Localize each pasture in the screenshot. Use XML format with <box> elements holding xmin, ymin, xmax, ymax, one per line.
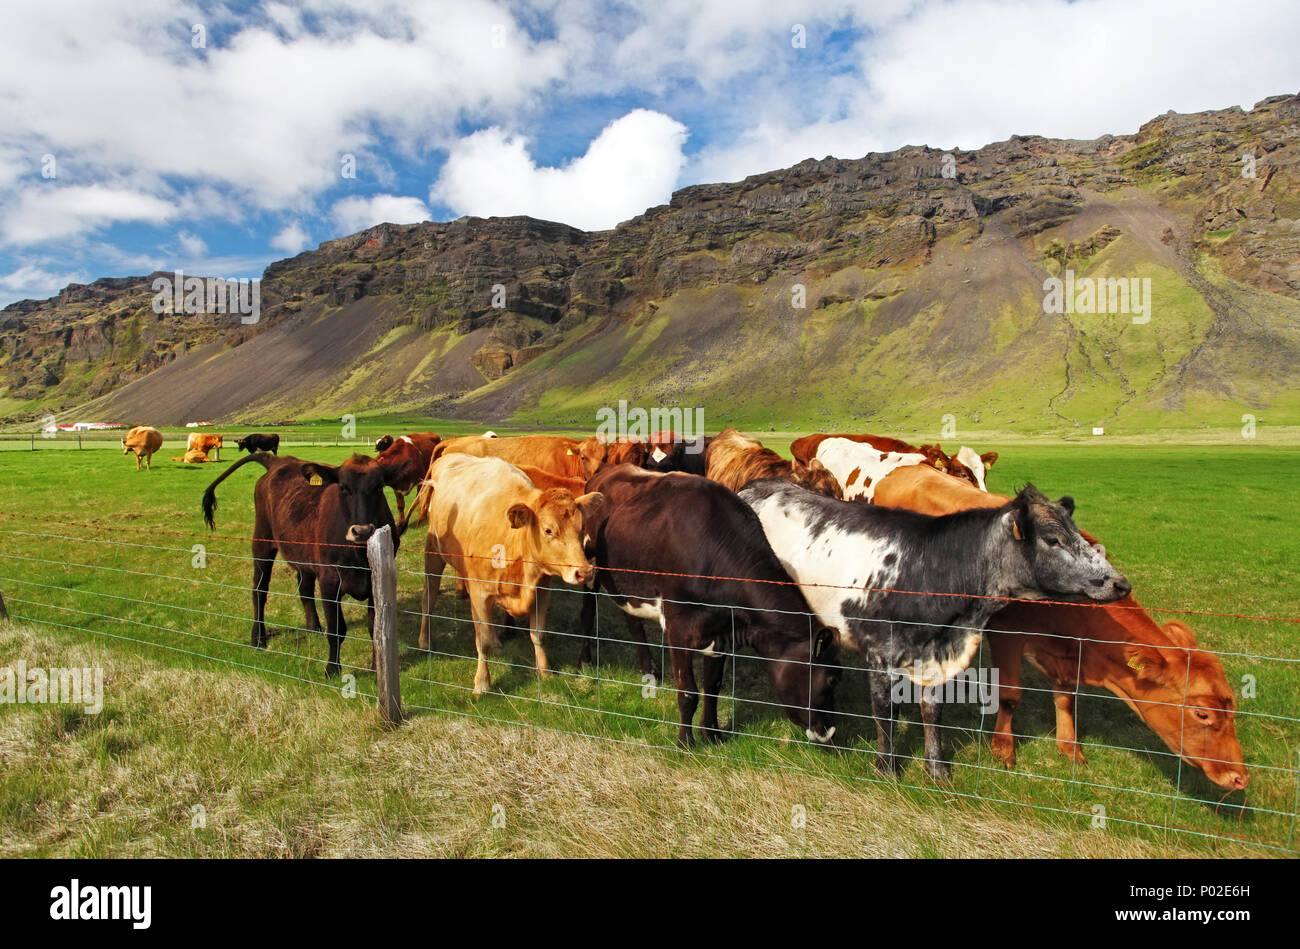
<box><xmin>0</xmin><ymin>428</ymin><xmax>1297</xmax><ymax>857</ymax></box>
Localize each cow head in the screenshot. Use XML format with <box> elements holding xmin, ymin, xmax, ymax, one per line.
<box><xmin>602</xmin><ymin>439</ymin><xmax>650</xmax><ymax>467</ymax></box>
<box><xmin>795</xmin><ymin>458</ymin><xmax>843</xmax><ymax>500</ymax></box>
<box><xmin>506</xmin><ymin>488</ymin><xmax>606</xmax><ymax>585</ymax></box>
<box><xmin>300</xmin><ymin>454</ymin><xmax>397</xmax><ymax>545</ymax></box>
<box><xmin>569</xmin><ymin>436</ymin><xmax>607</xmax><ymax>479</ymax></box>
<box><xmin>951</xmin><ymin>447</ymin><xmax>998</xmax><ymax>490</ymax></box>
<box><xmin>1004</xmin><ymin>485</ymin><xmax>1130</xmax><ymax>602</ymax></box>
<box><xmin>766</xmin><ymin>626</ymin><xmax>841</xmax><ymax>743</ymax></box>
<box><xmin>1119</xmin><ymin>620</ymin><xmax>1248</xmax><ymax>791</ymax></box>
<box><xmin>375</xmin><ymin>434</ymin><xmax>395</xmax><ymax>453</ymax></box>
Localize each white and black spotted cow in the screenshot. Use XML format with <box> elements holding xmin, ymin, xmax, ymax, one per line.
<box><xmin>739</xmin><ymin>480</ymin><xmax>1131</xmax><ymax>780</ymax></box>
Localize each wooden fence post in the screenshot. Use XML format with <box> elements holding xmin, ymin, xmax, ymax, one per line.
<box><xmin>366</xmin><ymin>524</ymin><xmax>402</xmax><ymax>725</ymax></box>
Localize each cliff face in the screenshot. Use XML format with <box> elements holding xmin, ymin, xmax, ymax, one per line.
<box><xmin>4</xmin><ymin>93</ymin><xmax>1298</xmax><ymax>431</ymax></box>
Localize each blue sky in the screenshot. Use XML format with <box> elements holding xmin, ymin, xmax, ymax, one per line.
<box><xmin>1</xmin><ymin>0</ymin><xmax>1297</xmax><ymax>306</ymax></box>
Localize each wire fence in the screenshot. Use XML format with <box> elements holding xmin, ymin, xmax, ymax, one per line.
<box><xmin>0</xmin><ymin>509</ymin><xmax>1296</xmax><ymax>854</ymax></box>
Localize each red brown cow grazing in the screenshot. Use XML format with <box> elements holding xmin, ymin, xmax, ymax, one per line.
<box><xmin>122</xmin><ymin>426</ymin><xmax>163</xmax><ymax>470</ymax></box>
<box><xmin>867</xmin><ymin>462</ymin><xmax>1248</xmax><ymax>791</ymax></box>
<box><xmin>201</xmin><ymin>452</ymin><xmax>400</xmax><ymax>679</ymax></box>
<box><xmin>434</xmin><ymin>433</ymin><xmax>609</xmax><ymax>480</ymax></box>
<box><xmin>409</xmin><ymin>454</ymin><xmax>605</xmax><ymax>695</ymax></box>
<box><xmin>704</xmin><ymin>428</ymin><xmax>842</xmax><ymax>498</ymax></box>
<box><xmin>373</xmin><ymin>432</ymin><xmax>440</xmax><ymax>522</ymax></box>
<box><xmin>187</xmin><ymin>432</ymin><xmax>223</xmax><ymax>461</ymax></box>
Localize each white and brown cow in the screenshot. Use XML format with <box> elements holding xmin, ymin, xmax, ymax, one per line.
<box><xmin>409</xmin><ymin>454</ymin><xmax>605</xmax><ymax>696</ymax></box>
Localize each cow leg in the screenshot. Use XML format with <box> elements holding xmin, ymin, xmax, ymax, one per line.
<box><xmin>868</xmin><ymin>665</ymin><xmax>899</xmax><ymax>776</ymax></box>
<box><xmin>664</xmin><ymin>608</ymin><xmax>713</xmax><ymax>748</ymax></box>
<box><xmin>526</xmin><ymin>583</ymin><xmax>553</xmax><ymax>679</ymax></box>
<box><xmin>577</xmin><ymin>587</ymin><xmax>595</xmax><ymax>670</ymax></box>
<box><xmin>919</xmin><ymin>687</ymin><xmax>951</xmax><ymax>782</ymax></box>
<box><xmin>321</xmin><ymin>580</ymin><xmax>346</xmax><ymax>679</ymax></box>
<box><xmin>418</xmin><ymin>542</ymin><xmax>446</xmax><ymax>651</ymax></box>
<box><xmin>296</xmin><ymin>570</ymin><xmax>322</xmax><ymax>633</ymax></box>
<box><xmin>468</xmin><ymin>593</ymin><xmax>499</xmax><ymax>697</ymax></box>
<box><xmin>628</xmin><ymin>615</ymin><xmax>658</xmax><ymax>678</ymax></box>
<box><xmin>251</xmin><ymin>544</ymin><xmax>275</xmax><ymax>650</ymax></box>
<box><xmin>393</xmin><ymin>490</ymin><xmax>407</xmax><ymax>523</ymax></box>
<box><xmin>698</xmin><ymin>648</ymin><xmax>728</xmax><ymax>744</ymax></box>
<box><xmin>1053</xmin><ymin>687</ymin><xmax>1086</xmax><ymax>765</ymax></box>
<box><xmin>988</xmin><ymin>631</ymin><xmax>1023</xmax><ymax>768</ymax></box>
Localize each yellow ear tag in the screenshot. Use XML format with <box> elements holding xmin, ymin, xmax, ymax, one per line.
<box><xmin>566</xmin><ymin>448</ymin><xmax>575</xmax><ymax>455</ymax></box>
<box><xmin>1012</xmin><ymin>521</ymin><xmax>1023</xmax><ymax>541</ymax></box>
<box><xmin>1127</xmin><ymin>655</ymin><xmax>1145</xmax><ymax>673</ymax></box>
<box><xmin>309</xmin><ymin>474</ymin><xmax>323</xmax><ymax>486</ymax></box>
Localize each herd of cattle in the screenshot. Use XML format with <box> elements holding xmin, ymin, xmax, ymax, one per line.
<box><xmin>137</xmin><ymin>423</ymin><xmax>1246</xmax><ymax>791</ymax></box>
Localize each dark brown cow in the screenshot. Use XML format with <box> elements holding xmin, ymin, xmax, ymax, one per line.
<box><xmin>374</xmin><ymin>432</ymin><xmax>441</xmax><ymax>522</ymax></box>
<box><xmin>201</xmin><ymin>452</ymin><xmax>401</xmax><ymax>678</ymax></box>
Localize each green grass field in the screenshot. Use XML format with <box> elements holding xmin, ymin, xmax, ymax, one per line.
<box><xmin>0</xmin><ymin>426</ymin><xmax>1297</xmax><ymax>857</ymax></box>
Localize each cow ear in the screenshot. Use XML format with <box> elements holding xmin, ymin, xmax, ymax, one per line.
<box><xmin>1057</xmin><ymin>495</ymin><xmax>1075</xmax><ymax>517</ymax></box>
<box><xmin>981</xmin><ymin>451</ymin><xmax>999</xmax><ymax>468</ymax></box>
<box><xmin>506</xmin><ymin>503</ymin><xmax>534</xmax><ymax>529</ymax></box>
<box><xmin>813</xmin><ymin>627</ymin><xmax>837</xmax><ymax>660</ymax></box>
<box><xmin>301</xmin><ymin>463</ymin><xmax>339</xmax><ymax>486</ymax></box>
<box><xmin>575</xmin><ymin>491</ymin><xmax>606</xmax><ymax>519</ymax></box>
<box><xmin>1123</xmin><ymin>643</ymin><xmax>1167</xmax><ymax>682</ymax></box>
<box><xmin>378</xmin><ymin>460</ymin><xmax>403</xmax><ymax>487</ymax></box>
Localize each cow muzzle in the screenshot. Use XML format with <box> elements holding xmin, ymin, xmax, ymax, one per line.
<box><xmin>346</xmin><ymin>524</ymin><xmax>376</xmax><ymax>543</ymax></box>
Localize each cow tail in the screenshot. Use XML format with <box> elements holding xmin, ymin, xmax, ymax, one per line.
<box><xmin>404</xmin><ymin>478</ymin><xmax>435</xmax><ymax>531</ymax></box>
<box><xmin>201</xmin><ymin>452</ymin><xmax>275</xmax><ymax>529</ymax></box>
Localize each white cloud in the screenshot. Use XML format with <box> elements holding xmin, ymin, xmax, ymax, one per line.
<box><xmin>432</xmin><ymin>109</ymin><xmax>688</xmax><ymax>230</ymax></box>
<box><xmin>330</xmin><ymin>194</ymin><xmax>430</xmax><ymax>234</ymax></box>
<box><xmin>177</xmin><ymin>231</ymin><xmax>207</xmax><ymax>257</ymax></box>
<box><xmin>0</xmin><ymin>262</ymin><xmax>87</xmax><ymax>302</ymax></box>
<box><xmin>270</xmin><ymin>222</ymin><xmax>312</xmax><ymax>255</ymax></box>
<box><xmin>0</xmin><ymin>185</ymin><xmax>177</xmax><ymax>245</ymax></box>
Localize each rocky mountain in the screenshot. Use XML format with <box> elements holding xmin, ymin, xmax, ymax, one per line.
<box><xmin>3</xmin><ymin>92</ymin><xmax>1298</xmax><ymax>434</ymax></box>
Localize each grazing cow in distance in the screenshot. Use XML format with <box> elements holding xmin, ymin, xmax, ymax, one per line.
<box><xmin>869</xmin><ymin>461</ymin><xmax>1248</xmax><ymax>791</ymax></box>
<box><xmin>236</xmin><ymin>433</ymin><xmax>280</xmax><ymax>455</ymax></box>
<box><xmin>434</xmin><ymin>433</ymin><xmax>609</xmax><ymax>481</ymax></box>
<box><xmin>373</xmin><ymin>432</ymin><xmax>440</xmax><ymax>522</ymax></box>
<box><xmin>121</xmin><ymin>426</ymin><xmax>163</xmax><ymax>470</ymax></box>
<box><xmin>409</xmin><ymin>454</ymin><xmax>605</xmax><ymax>696</ymax></box>
<box><xmin>581</xmin><ymin>465</ymin><xmax>840</xmax><ymax>747</ymax></box>
<box><xmin>201</xmin><ymin>452</ymin><xmax>400</xmax><ymax>678</ymax></box>
<box><xmin>704</xmin><ymin>428</ymin><xmax>842</xmax><ymax>498</ymax></box>
<box><xmin>172</xmin><ymin>449</ymin><xmax>218</xmax><ymax>463</ymax></box>
<box><xmin>741</xmin><ymin>480</ymin><xmax>1130</xmax><ymax>780</ymax></box>
<box><xmin>187</xmin><ymin>432</ymin><xmax>223</xmax><ymax>461</ymax></box>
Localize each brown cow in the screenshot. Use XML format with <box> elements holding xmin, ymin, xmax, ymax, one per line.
<box><xmin>704</xmin><ymin>428</ymin><xmax>842</xmax><ymax>497</ymax></box>
<box><xmin>201</xmin><ymin>452</ymin><xmax>401</xmax><ymax>678</ymax></box>
<box><xmin>434</xmin><ymin>433</ymin><xmax>609</xmax><ymax>481</ymax></box>
<box><xmin>865</xmin><ymin>462</ymin><xmax>1248</xmax><ymax>791</ymax></box>
<box><xmin>409</xmin><ymin>454</ymin><xmax>605</xmax><ymax>696</ymax></box>
<box><xmin>187</xmin><ymin>432</ymin><xmax>223</xmax><ymax>461</ymax></box>
<box><xmin>122</xmin><ymin>426</ymin><xmax>163</xmax><ymax>470</ymax></box>
<box><xmin>172</xmin><ymin>449</ymin><xmax>218</xmax><ymax>463</ymax></box>
<box><xmin>374</xmin><ymin>432</ymin><xmax>441</xmax><ymax>522</ymax></box>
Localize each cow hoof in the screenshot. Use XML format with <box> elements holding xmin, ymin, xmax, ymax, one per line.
<box><xmin>701</xmin><ymin>727</ymin><xmax>728</xmax><ymax>745</ymax></box>
<box><xmin>874</xmin><ymin>752</ymin><xmax>900</xmax><ymax>777</ymax></box>
<box><xmin>325</xmin><ymin>663</ymin><xmax>341</xmax><ymax>679</ymax></box>
<box><xmin>990</xmin><ymin>739</ymin><xmax>1015</xmax><ymax>768</ymax></box>
<box><xmin>925</xmin><ymin>760</ymin><xmax>953</xmax><ymax>783</ymax></box>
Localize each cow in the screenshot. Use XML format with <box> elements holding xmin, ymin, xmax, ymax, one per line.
<box><xmin>740</xmin><ymin>480</ymin><xmax>1130</xmax><ymax>780</ymax></box>
<box><xmin>172</xmin><ymin>449</ymin><xmax>218</xmax><ymax>463</ymax></box>
<box><xmin>643</xmin><ymin>434</ymin><xmax>711</xmax><ymax>475</ymax></box>
<box><xmin>121</xmin><ymin>426</ymin><xmax>163</xmax><ymax>470</ymax></box>
<box><xmin>868</xmin><ymin>462</ymin><xmax>1248</xmax><ymax>791</ymax></box>
<box><xmin>580</xmin><ymin>465</ymin><xmax>840</xmax><ymax>747</ymax></box>
<box><xmin>703</xmin><ymin>428</ymin><xmax>842</xmax><ymax>498</ymax></box>
<box><xmin>201</xmin><ymin>452</ymin><xmax>400</xmax><ymax>679</ymax></box>
<box><xmin>792</xmin><ymin>433</ymin><xmax>997</xmax><ymax>490</ymax></box>
<box><xmin>408</xmin><ymin>454</ymin><xmax>605</xmax><ymax>696</ymax></box>
<box><xmin>187</xmin><ymin>432</ymin><xmax>223</xmax><ymax>461</ymax></box>
<box><xmin>795</xmin><ymin>437</ymin><xmax>930</xmax><ymax>502</ymax></box>
<box><xmin>373</xmin><ymin>432</ymin><xmax>441</xmax><ymax>523</ymax></box>
<box><xmin>433</xmin><ymin>434</ymin><xmax>608</xmax><ymax>481</ymax></box>
<box><xmin>236</xmin><ymin>433</ymin><xmax>280</xmax><ymax>454</ymax></box>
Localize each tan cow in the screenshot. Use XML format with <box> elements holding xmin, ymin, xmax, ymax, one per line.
<box><xmin>409</xmin><ymin>454</ymin><xmax>605</xmax><ymax>696</ymax></box>
<box><xmin>433</xmin><ymin>434</ymin><xmax>609</xmax><ymax>480</ymax></box>
<box><xmin>187</xmin><ymin>433</ymin><xmax>223</xmax><ymax>461</ymax></box>
<box><xmin>172</xmin><ymin>449</ymin><xmax>218</xmax><ymax>463</ymax></box>
<box><xmin>122</xmin><ymin>426</ymin><xmax>164</xmax><ymax>470</ymax></box>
